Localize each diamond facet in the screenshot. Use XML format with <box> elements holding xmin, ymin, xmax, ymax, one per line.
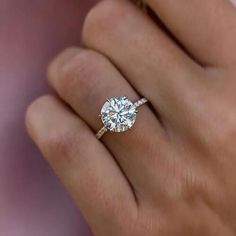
<box><xmin>100</xmin><ymin>96</ymin><xmax>137</xmax><ymax>132</ymax></box>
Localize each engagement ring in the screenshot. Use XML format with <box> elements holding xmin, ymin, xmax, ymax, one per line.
<box><xmin>96</xmin><ymin>96</ymin><xmax>148</xmax><ymax>139</ymax></box>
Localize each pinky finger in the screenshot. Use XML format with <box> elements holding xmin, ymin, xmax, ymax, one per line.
<box><xmin>25</xmin><ymin>95</ymin><xmax>137</xmax><ymax>235</ymax></box>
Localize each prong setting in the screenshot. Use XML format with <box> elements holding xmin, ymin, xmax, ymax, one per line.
<box><xmin>96</xmin><ymin>96</ymin><xmax>148</xmax><ymax>139</ymax></box>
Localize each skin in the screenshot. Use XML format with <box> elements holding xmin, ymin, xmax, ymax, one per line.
<box><xmin>26</xmin><ymin>0</ymin><xmax>236</xmax><ymax>235</ymax></box>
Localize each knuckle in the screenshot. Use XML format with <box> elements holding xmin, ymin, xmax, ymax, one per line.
<box><xmin>82</xmin><ymin>0</ymin><xmax>129</xmax><ymax>44</ymax></box>
<box><xmin>47</xmin><ymin>47</ymin><xmax>80</xmax><ymax>83</ymax></box>
<box><xmin>57</xmin><ymin>50</ymin><xmax>106</xmax><ymax>98</ymax></box>
<box><xmin>26</xmin><ymin>95</ymin><xmax>55</xmax><ymax>124</ymax></box>
<box><xmin>25</xmin><ymin>95</ymin><xmax>59</xmax><ymax>144</ymax></box>
<box><xmin>42</xmin><ymin>127</ymin><xmax>77</xmax><ymax>162</ymax></box>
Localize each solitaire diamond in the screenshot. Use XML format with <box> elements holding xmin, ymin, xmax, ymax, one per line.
<box><xmin>100</xmin><ymin>96</ymin><xmax>137</xmax><ymax>132</ymax></box>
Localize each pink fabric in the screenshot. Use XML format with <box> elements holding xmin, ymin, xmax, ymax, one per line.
<box><xmin>0</xmin><ymin>0</ymin><xmax>96</xmax><ymax>235</ymax></box>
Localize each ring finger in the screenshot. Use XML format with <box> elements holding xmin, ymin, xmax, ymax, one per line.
<box><xmin>48</xmin><ymin>47</ymin><xmax>171</xmax><ymax>199</ymax></box>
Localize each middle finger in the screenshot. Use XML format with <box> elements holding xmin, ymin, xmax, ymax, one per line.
<box><xmin>82</xmin><ymin>0</ymin><xmax>206</xmax><ymax>130</ymax></box>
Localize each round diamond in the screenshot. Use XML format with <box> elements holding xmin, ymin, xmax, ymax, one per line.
<box><xmin>100</xmin><ymin>96</ymin><xmax>137</xmax><ymax>132</ymax></box>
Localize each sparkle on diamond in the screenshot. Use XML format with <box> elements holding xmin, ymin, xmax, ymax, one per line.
<box><xmin>101</xmin><ymin>96</ymin><xmax>137</xmax><ymax>132</ymax></box>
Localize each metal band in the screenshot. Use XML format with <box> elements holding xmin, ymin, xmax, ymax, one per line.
<box><xmin>96</xmin><ymin>126</ymin><xmax>108</xmax><ymax>139</ymax></box>
<box><xmin>134</xmin><ymin>98</ymin><xmax>148</xmax><ymax>108</ymax></box>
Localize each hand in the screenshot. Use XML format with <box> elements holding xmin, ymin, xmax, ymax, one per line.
<box><xmin>26</xmin><ymin>0</ymin><xmax>236</xmax><ymax>235</ymax></box>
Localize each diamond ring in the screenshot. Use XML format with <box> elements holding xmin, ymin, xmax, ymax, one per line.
<box><xmin>96</xmin><ymin>96</ymin><xmax>148</xmax><ymax>139</ymax></box>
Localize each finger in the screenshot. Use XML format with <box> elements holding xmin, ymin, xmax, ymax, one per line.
<box><xmin>82</xmin><ymin>0</ymin><xmax>206</xmax><ymax>131</ymax></box>
<box><xmin>145</xmin><ymin>0</ymin><xmax>236</xmax><ymax>66</ymax></box>
<box><xmin>48</xmin><ymin>47</ymin><xmax>171</xmax><ymax>198</ymax></box>
<box><xmin>25</xmin><ymin>95</ymin><xmax>137</xmax><ymax>235</ymax></box>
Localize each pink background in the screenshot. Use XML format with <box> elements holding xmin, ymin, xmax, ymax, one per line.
<box><xmin>0</xmin><ymin>0</ymin><xmax>97</xmax><ymax>235</ymax></box>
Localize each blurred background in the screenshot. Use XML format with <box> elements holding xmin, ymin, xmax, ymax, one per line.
<box><xmin>0</xmin><ymin>0</ymin><xmax>97</xmax><ymax>235</ymax></box>
<box><xmin>1</xmin><ymin>1</ymin><xmax>236</xmax><ymax>236</ymax></box>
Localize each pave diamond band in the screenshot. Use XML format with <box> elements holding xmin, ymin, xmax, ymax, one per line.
<box><xmin>96</xmin><ymin>96</ymin><xmax>148</xmax><ymax>139</ymax></box>
<box><xmin>134</xmin><ymin>98</ymin><xmax>148</xmax><ymax>108</ymax></box>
